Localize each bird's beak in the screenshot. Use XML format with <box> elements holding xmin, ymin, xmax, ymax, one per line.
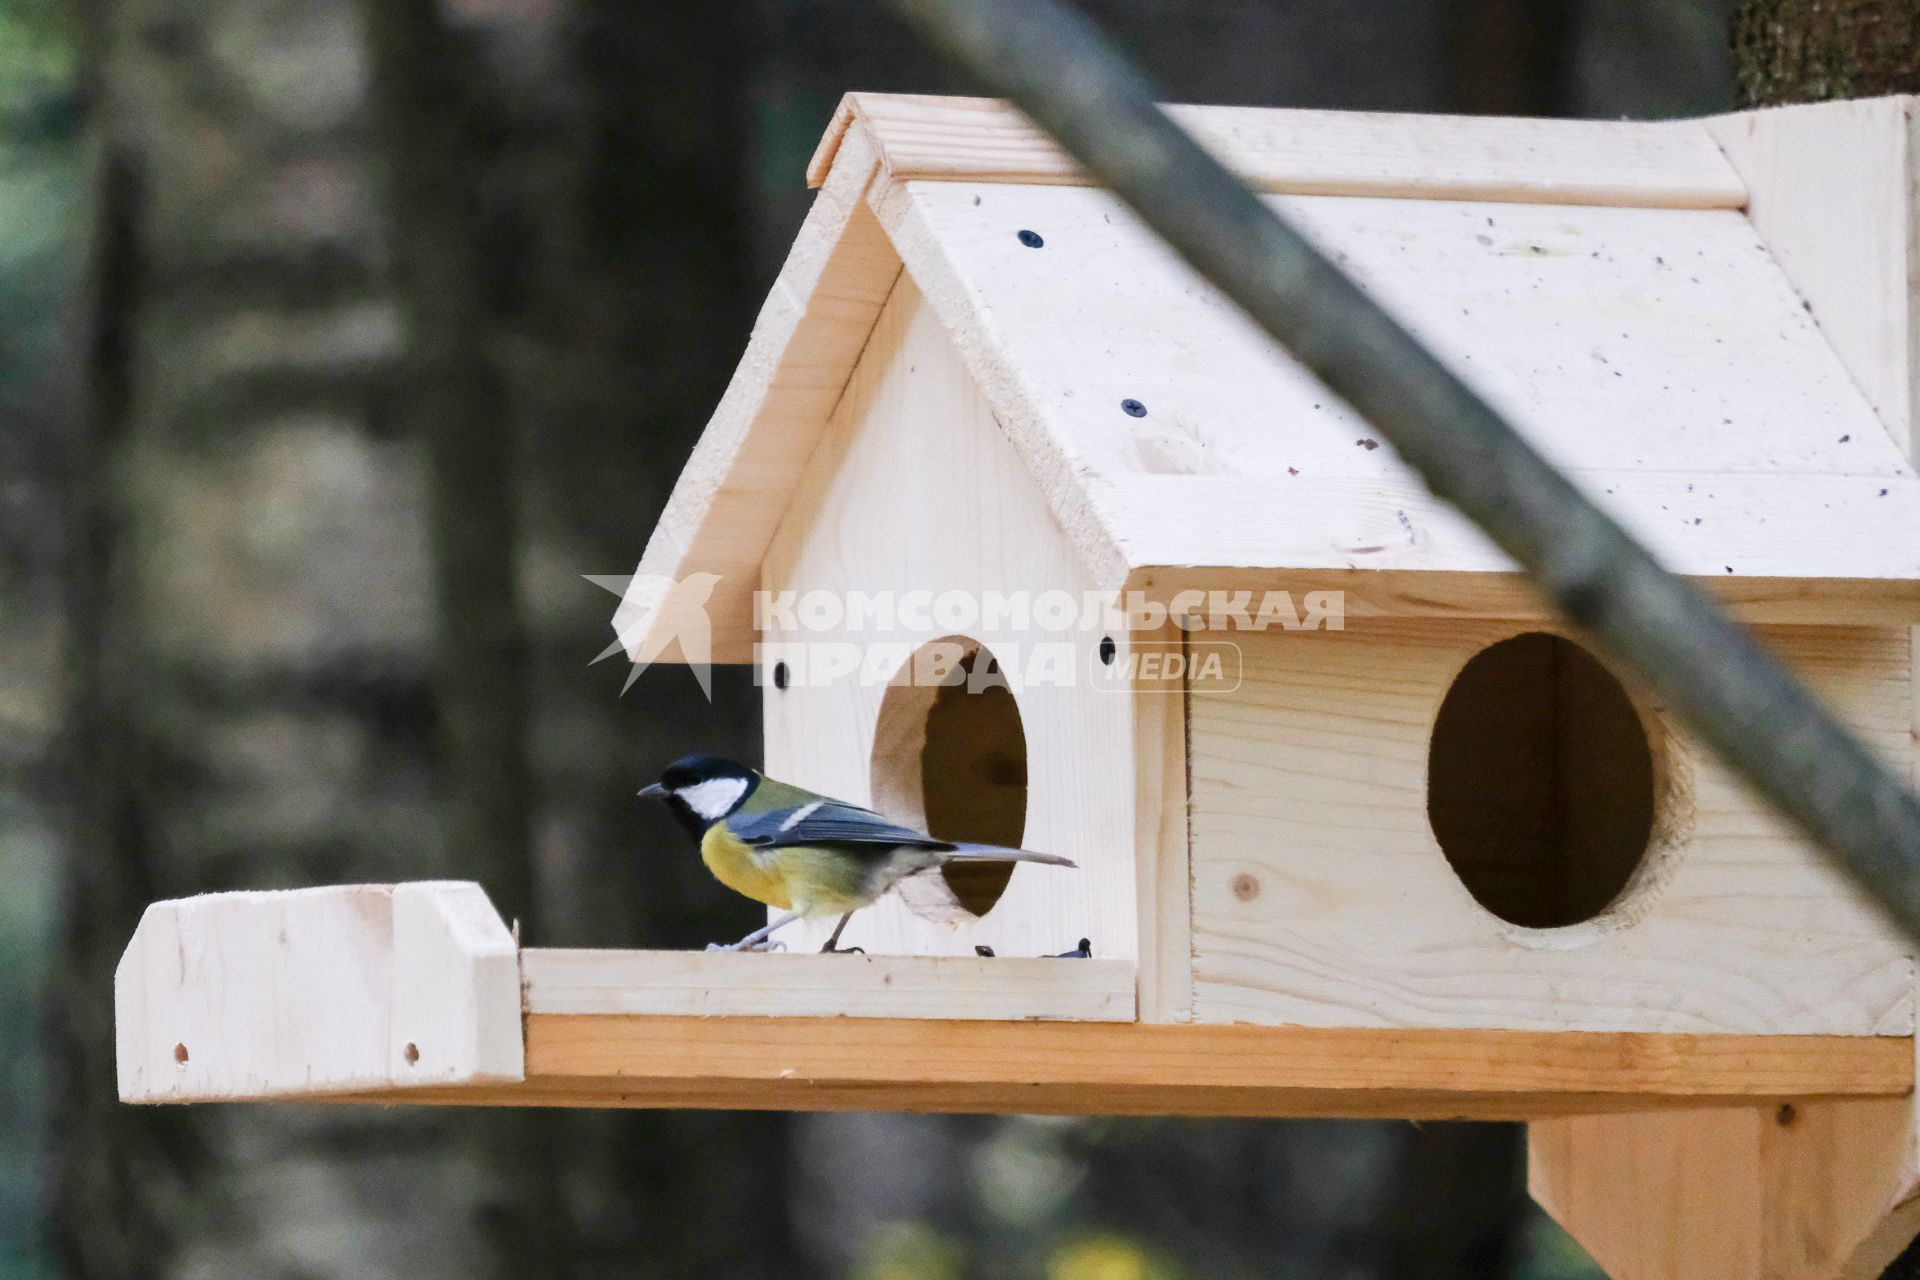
<box><xmin>636</xmin><ymin>782</ymin><xmax>667</xmax><ymax>799</ymax></box>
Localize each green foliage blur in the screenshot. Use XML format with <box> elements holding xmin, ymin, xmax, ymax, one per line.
<box><xmin>0</xmin><ymin>0</ymin><xmax>78</xmax><ymax>1275</ymax></box>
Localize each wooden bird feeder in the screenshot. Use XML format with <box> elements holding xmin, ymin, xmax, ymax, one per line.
<box><xmin>119</xmin><ymin>94</ymin><xmax>1920</xmax><ymax>1278</ymax></box>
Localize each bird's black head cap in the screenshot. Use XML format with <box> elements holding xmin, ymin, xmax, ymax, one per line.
<box><xmin>642</xmin><ymin>754</ymin><xmax>759</xmax><ymax>837</ymax></box>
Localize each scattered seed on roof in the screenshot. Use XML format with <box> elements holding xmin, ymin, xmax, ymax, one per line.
<box><xmin>1839</xmin><ymin>434</ymin><xmax>1851</xmax><ymax>443</ymax></box>
<box><xmin>1476</xmin><ymin>234</ymin><xmax>1492</xmax><ymax>246</ymax></box>
<box><xmin>1357</xmin><ymin>438</ymin><xmax>1379</xmax><ymax>451</ymax></box>
<box><xmin>1881</xmin><ymin>488</ymin><xmax>1890</xmax><ymax>497</ymax></box>
<box><xmin>973</xmin><ymin>195</ymin><xmax>981</xmax><ymax>206</ymax></box>
<box><xmin>1121</xmin><ymin>398</ymin><xmax>1147</xmax><ymax>418</ymax></box>
<box><xmin>1287</xmin><ymin>467</ymin><xmax>1299</xmax><ymax>476</ymax></box>
<box><xmin>1017</xmin><ymin>229</ymin><xmax>1044</xmax><ymax>248</ymax></box>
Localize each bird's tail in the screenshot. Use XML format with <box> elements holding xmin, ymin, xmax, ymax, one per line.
<box><xmin>946</xmin><ymin>843</ymin><xmax>1077</xmax><ymax>868</ymax></box>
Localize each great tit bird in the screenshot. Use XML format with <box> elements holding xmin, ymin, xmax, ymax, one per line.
<box><xmin>638</xmin><ymin>754</ymin><xmax>1076</xmax><ymax>952</ymax></box>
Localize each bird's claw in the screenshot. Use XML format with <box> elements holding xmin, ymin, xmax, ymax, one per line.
<box><xmin>705</xmin><ymin>939</ymin><xmax>787</xmax><ymax>953</ymax></box>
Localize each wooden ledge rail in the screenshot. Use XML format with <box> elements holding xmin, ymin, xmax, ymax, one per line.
<box><xmin>342</xmin><ymin>1019</ymin><xmax>1913</xmax><ymax>1120</ymax></box>
<box><xmin>521</xmin><ymin>948</ymin><xmax>1136</xmax><ymax>1021</ymax></box>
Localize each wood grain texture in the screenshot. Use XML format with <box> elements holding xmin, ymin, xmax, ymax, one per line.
<box><xmin>1531</xmin><ymin>1095</ymin><xmax>1920</xmax><ymax>1280</ymax></box>
<box><xmin>1187</xmin><ymin>620</ymin><xmax>1916</xmax><ymax>1035</ymax></box>
<box><xmin>1709</xmin><ymin>97</ymin><xmax>1920</xmax><ymax>458</ymax></box>
<box><xmin>625</xmin><ymin>97</ymin><xmax>1920</xmax><ymax>672</ymax></box>
<box><xmin>1528</xmin><ymin>100</ymin><xmax>1920</xmax><ymax>1280</ymax></box>
<box><xmin>759</xmin><ymin>277</ymin><xmax>1142</xmax><ymax>961</ymax></box>
<box><xmin>1123</xmin><ymin>565</ymin><xmax>1920</xmax><ymax>627</ymax></box>
<box><xmin>338</xmin><ymin>1017</ymin><xmax>1911</xmax><ymax>1119</ymax></box>
<box><xmin>809</xmin><ymin>93</ymin><xmax>1748</xmax><ymax>209</ymax></box>
<box><xmin>1131</xmin><ymin>622</ymin><xmax>1192</xmax><ymax>1023</ymax></box>
<box><xmin>886</xmin><ymin>177</ymin><xmax>1920</xmax><ymax>614</ymax></box>
<box><xmin>116</xmin><ymin>882</ymin><xmax>523</xmax><ymax>1103</ymax></box>
<box><xmin>521</xmin><ymin>949</ymin><xmax>1134</xmax><ymax>1021</ymax></box>
<box><xmin>615</xmin><ymin>126</ymin><xmax>900</xmax><ymax>664</ymax></box>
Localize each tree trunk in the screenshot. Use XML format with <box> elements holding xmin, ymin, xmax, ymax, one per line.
<box><xmin>51</xmin><ymin>131</ymin><xmax>173</xmax><ymax>1280</ymax></box>
<box><xmin>361</xmin><ymin>3</ymin><xmax>568</xmax><ymax>1277</ymax></box>
<box><xmin>1440</xmin><ymin>0</ymin><xmax>1576</xmax><ymax>116</ymax></box>
<box><xmin>52</xmin><ymin>0</ymin><xmax>510</xmax><ymax>1272</ymax></box>
<box><xmin>1733</xmin><ymin>0</ymin><xmax>1920</xmax><ymax>105</ymax></box>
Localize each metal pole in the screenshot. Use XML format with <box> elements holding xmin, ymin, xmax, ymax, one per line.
<box><xmin>880</xmin><ymin>0</ymin><xmax>1920</xmax><ymax>941</ymax></box>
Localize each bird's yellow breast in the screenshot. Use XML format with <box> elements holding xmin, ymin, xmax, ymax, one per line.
<box><xmin>700</xmin><ymin>824</ymin><xmax>792</xmax><ymax>912</ymax></box>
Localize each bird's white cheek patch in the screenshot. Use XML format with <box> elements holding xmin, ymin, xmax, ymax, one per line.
<box><xmin>680</xmin><ymin>777</ymin><xmax>749</xmax><ymax>820</ymax></box>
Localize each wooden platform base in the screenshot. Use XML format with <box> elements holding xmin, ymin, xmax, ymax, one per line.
<box><xmin>116</xmin><ymin>883</ymin><xmax>1911</xmax><ymax>1119</ymax></box>
<box><xmin>115</xmin><ymin>881</ymin><xmax>1920</xmax><ymax>1274</ymax></box>
<box><xmin>329</xmin><ymin>1015</ymin><xmax>1911</xmax><ymax>1121</ymax></box>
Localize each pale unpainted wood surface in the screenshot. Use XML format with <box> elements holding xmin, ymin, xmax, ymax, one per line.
<box><xmin>1186</xmin><ymin>620</ymin><xmax>1916</xmax><ymax>1035</ymax></box>
<box><xmin>1709</xmin><ymin>98</ymin><xmax>1920</xmax><ymax>460</ymax></box>
<box><xmin>759</xmin><ymin>276</ymin><xmax>1144</xmax><ymax>962</ymax></box>
<box><xmin>622</xmin><ymin>97</ymin><xmax>1920</xmax><ymax>669</ymax></box>
<box><xmin>1101</xmin><ymin>474</ymin><xmax>1920</xmax><ymax>617</ymax></box>
<box><xmin>616</xmin><ymin>127</ymin><xmax>900</xmax><ymax>664</ymax></box>
<box><xmin>1530</xmin><ymin>1095</ymin><xmax>1920</xmax><ymax>1280</ymax></box>
<box><xmin>1124</xmin><ymin>565</ymin><xmax>1920</xmax><ymax>628</ymax></box>
<box><xmin>810</xmin><ymin>93</ymin><xmax>1748</xmax><ymax>210</ymax></box>
<box><xmin>887</xmin><ymin>177</ymin><xmax>1920</xmax><ymax>609</ymax></box>
<box><xmin>521</xmin><ymin>949</ymin><xmax>1134</xmax><ymax>1021</ymax></box>
<box><xmin>1130</xmin><ymin>621</ymin><xmax>1192</xmax><ymax>1023</ymax></box>
<box><xmin>339</xmin><ymin>1017</ymin><xmax>1911</xmax><ymax>1119</ymax></box>
<box><xmin>116</xmin><ymin>882</ymin><xmax>523</xmax><ymax>1103</ymax></box>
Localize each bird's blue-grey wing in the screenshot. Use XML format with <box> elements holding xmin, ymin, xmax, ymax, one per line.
<box><xmin>725</xmin><ymin>801</ymin><xmax>951</xmax><ymax>850</ymax></box>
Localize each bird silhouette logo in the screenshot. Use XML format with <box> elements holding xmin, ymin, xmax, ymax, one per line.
<box><xmin>585</xmin><ymin>570</ymin><xmax>723</xmax><ymax>699</ymax></box>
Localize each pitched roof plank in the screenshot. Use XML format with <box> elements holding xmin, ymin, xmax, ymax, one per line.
<box><xmin>617</xmin><ymin>125</ymin><xmax>902</xmax><ymax>664</ymax></box>
<box><xmin>888</xmin><ymin>177</ymin><xmax>1920</xmax><ymax>612</ymax></box>
<box><xmin>812</xmin><ymin>93</ymin><xmax>1748</xmax><ymax>210</ymax></box>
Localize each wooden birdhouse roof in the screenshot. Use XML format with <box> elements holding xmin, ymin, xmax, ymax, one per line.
<box><xmin>621</xmin><ymin>94</ymin><xmax>1920</xmax><ymax>663</ymax></box>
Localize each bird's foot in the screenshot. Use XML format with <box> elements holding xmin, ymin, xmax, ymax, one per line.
<box><xmin>706</xmin><ymin>939</ymin><xmax>787</xmax><ymax>953</ymax></box>
<box><xmin>819</xmin><ymin>943</ymin><xmax>866</xmax><ymax>954</ymax></box>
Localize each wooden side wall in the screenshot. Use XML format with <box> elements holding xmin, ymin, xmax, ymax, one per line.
<box><xmin>759</xmin><ymin>275</ymin><xmax>1148</xmax><ymax>980</ymax></box>
<box><xmin>1186</xmin><ymin>619</ymin><xmax>1914</xmax><ymax>1034</ymax></box>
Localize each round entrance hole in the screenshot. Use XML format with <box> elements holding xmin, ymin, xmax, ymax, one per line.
<box><xmin>871</xmin><ymin>639</ymin><xmax>1029</xmax><ymax>921</ymax></box>
<box><xmin>1426</xmin><ymin>632</ymin><xmax>1656</xmax><ymax>929</ymax></box>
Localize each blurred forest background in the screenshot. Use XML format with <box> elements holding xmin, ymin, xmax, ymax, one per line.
<box><xmin>0</xmin><ymin>0</ymin><xmax>1853</xmax><ymax>1276</ymax></box>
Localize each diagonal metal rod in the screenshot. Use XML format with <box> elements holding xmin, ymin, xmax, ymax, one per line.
<box><xmin>881</xmin><ymin>0</ymin><xmax>1920</xmax><ymax>943</ymax></box>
